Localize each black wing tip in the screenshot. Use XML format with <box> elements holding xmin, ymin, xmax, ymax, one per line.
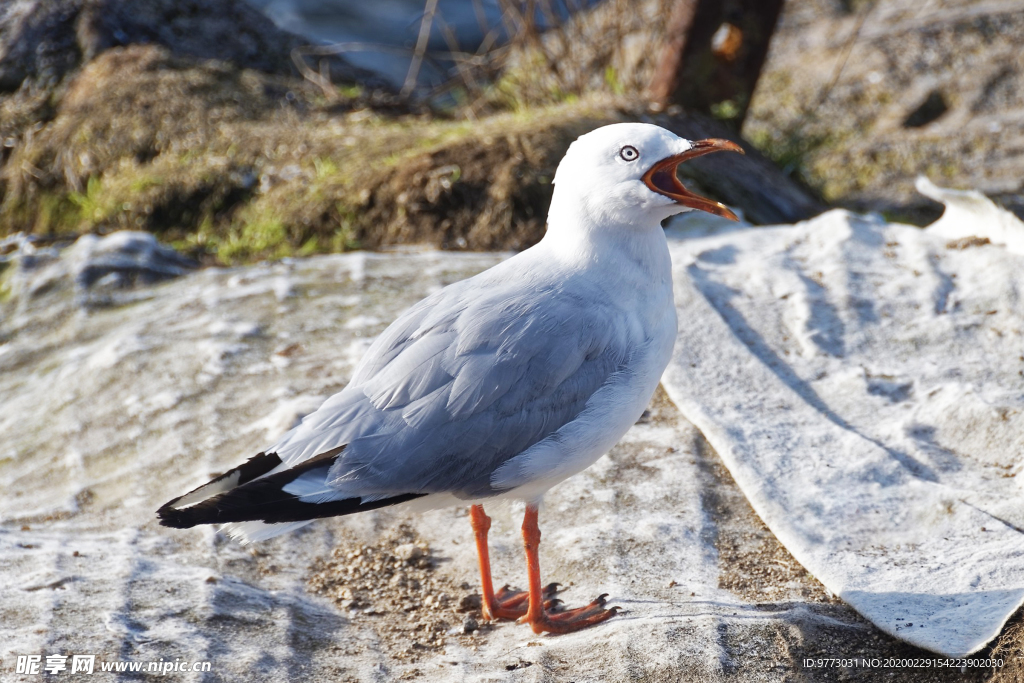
<box><xmin>156</xmin><ymin>501</ymin><xmax>199</xmax><ymax>529</ymax></box>
<box><xmin>156</xmin><ymin>450</ymin><xmax>285</xmax><ymax>528</ymax></box>
<box><xmin>235</xmin><ymin>451</ymin><xmax>284</xmax><ymax>484</ymax></box>
<box><xmin>156</xmin><ymin>491</ymin><xmax>427</xmax><ymax>527</ymax></box>
<box><xmin>154</xmin><ymin>445</ymin><xmax>425</xmax><ymax>529</ymax></box>
<box><xmin>157</xmin><ymin>482</ymin><xmax>427</xmax><ymax>528</ymax></box>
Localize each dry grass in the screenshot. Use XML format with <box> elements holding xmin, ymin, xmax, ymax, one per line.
<box><xmin>990</xmin><ymin>615</ymin><xmax>1024</xmax><ymax>683</ymax></box>
<box><xmin>0</xmin><ymin>43</ymin><xmax>625</xmax><ymax>261</ymax></box>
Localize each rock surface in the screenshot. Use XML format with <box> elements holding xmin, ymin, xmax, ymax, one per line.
<box><xmin>1</xmin><ymin>212</ymin><xmax>1015</xmax><ymax>680</ymax></box>
<box><xmin>664</xmin><ymin>198</ymin><xmax>1024</xmax><ymax>659</ymax></box>
<box><xmin>0</xmin><ymin>0</ymin><xmax>373</xmax><ymax>118</ymax></box>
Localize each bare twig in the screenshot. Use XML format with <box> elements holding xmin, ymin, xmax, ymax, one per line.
<box><xmin>470</xmin><ymin>0</ymin><xmax>491</xmax><ymax>36</ymax></box>
<box><xmin>292</xmin><ymin>42</ymin><xmax>446</xmax><ymax>100</ymax></box>
<box><xmin>294</xmin><ymin>0</ymin><xmax>647</xmax><ymax>111</ymax></box>
<box><xmin>403</xmin><ymin>0</ymin><xmax>441</xmax><ymax>99</ymax></box>
<box><xmin>292</xmin><ymin>46</ymin><xmax>337</xmax><ymax>100</ymax></box>
<box><xmin>437</xmin><ymin>12</ymin><xmax>482</xmax><ymax>99</ymax></box>
<box><xmin>475</xmin><ymin>23</ymin><xmax>504</xmax><ymax>57</ymax></box>
<box><xmin>496</xmin><ymin>0</ymin><xmax>525</xmax><ymax>39</ymax></box>
<box><xmin>815</xmin><ymin>0</ymin><xmax>877</xmax><ymax>109</ymax></box>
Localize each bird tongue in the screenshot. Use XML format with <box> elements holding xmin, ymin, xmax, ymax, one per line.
<box><xmin>642</xmin><ymin>138</ymin><xmax>745</xmax><ymax>220</ymax></box>
<box><xmin>648</xmin><ymin>167</ymin><xmax>687</xmax><ymax>196</ymax></box>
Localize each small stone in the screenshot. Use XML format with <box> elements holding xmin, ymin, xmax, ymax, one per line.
<box><xmin>462</xmin><ymin>617</ymin><xmax>478</xmax><ymax>634</ymax></box>
<box><xmin>395</xmin><ymin>543</ymin><xmax>424</xmax><ymax>562</ymax></box>
<box><xmin>504</xmin><ymin>658</ymin><xmax>531</xmax><ymax>671</ymax></box>
<box><xmin>458</xmin><ymin>594</ymin><xmax>482</xmax><ymax>612</ymax></box>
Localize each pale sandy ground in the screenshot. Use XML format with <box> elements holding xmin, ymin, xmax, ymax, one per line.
<box><xmin>0</xmin><ymin>216</ymin><xmax>1014</xmax><ymax>680</ymax></box>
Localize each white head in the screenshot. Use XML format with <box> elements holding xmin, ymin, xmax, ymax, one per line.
<box><xmin>547</xmin><ymin>123</ymin><xmax>743</xmax><ymax>235</ymax></box>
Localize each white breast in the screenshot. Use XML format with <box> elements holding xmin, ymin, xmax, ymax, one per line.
<box><xmin>488</xmin><ymin>227</ymin><xmax>678</xmax><ymax>502</ymax></box>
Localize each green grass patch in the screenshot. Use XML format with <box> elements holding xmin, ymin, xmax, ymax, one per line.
<box><xmin>218</xmin><ymin>212</ymin><xmax>290</xmax><ymax>264</ymax></box>
<box><xmin>68</xmin><ymin>176</ymin><xmax>108</xmax><ymax>225</ymax></box>
<box><xmin>313</xmin><ymin>156</ymin><xmax>339</xmax><ymax>181</ymax></box>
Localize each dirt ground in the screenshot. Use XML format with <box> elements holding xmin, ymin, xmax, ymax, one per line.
<box><xmin>744</xmin><ymin>0</ymin><xmax>1024</xmax><ymax>223</ymax></box>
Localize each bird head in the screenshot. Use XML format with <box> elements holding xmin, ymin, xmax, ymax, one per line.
<box><xmin>550</xmin><ymin>123</ymin><xmax>744</xmax><ymax>229</ymax></box>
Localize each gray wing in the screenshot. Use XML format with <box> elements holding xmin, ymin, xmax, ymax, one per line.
<box><xmin>273</xmin><ymin>271</ymin><xmax>631</xmax><ymax>499</ymax></box>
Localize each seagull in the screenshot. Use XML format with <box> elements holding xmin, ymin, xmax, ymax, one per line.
<box><xmin>158</xmin><ymin>123</ymin><xmax>742</xmax><ymax>633</ymax></box>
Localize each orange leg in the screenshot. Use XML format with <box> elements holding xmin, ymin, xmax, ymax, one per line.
<box><xmin>518</xmin><ymin>504</ymin><xmax>619</xmax><ymax>634</ymax></box>
<box><xmin>469</xmin><ymin>504</ymin><xmax>558</xmax><ymax>621</ymax></box>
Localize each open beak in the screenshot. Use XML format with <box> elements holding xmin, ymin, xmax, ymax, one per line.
<box><xmin>642</xmin><ymin>138</ymin><xmax>745</xmax><ymax>221</ymax></box>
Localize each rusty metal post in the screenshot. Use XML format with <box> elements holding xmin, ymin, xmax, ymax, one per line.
<box><xmin>648</xmin><ymin>0</ymin><xmax>785</xmax><ymax>129</ymax></box>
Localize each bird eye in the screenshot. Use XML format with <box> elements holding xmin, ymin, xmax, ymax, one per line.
<box><xmin>619</xmin><ymin>145</ymin><xmax>639</xmax><ymax>162</ymax></box>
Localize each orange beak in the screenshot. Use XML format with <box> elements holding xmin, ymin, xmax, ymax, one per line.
<box><xmin>641</xmin><ymin>138</ymin><xmax>745</xmax><ymax>221</ymax></box>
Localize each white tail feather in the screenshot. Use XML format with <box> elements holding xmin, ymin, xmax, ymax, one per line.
<box><xmin>221</xmin><ymin>520</ymin><xmax>313</xmax><ymax>544</ymax></box>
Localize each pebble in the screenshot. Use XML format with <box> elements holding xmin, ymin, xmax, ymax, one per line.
<box><xmin>458</xmin><ymin>594</ymin><xmax>482</xmax><ymax>612</ymax></box>
<box><xmin>395</xmin><ymin>543</ymin><xmax>424</xmax><ymax>562</ymax></box>
<box><xmin>307</xmin><ymin>526</ymin><xmax>473</xmax><ymax>663</ymax></box>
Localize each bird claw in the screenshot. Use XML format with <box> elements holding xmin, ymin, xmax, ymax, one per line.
<box><xmin>522</xmin><ymin>594</ymin><xmax>620</xmax><ymax>633</ymax></box>
<box><xmin>495</xmin><ymin>584</ymin><xmax>517</xmax><ymax>600</ymax></box>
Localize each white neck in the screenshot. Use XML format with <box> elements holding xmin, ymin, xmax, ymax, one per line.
<box><xmin>540</xmin><ymin>193</ymin><xmax>673</xmax><ymax>288</ymax></box>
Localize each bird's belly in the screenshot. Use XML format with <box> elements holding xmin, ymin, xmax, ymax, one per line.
<box><xmin>495</xmin><ymin>311</ymin><xmax>677</xmax><ymax>503</ymax></box>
